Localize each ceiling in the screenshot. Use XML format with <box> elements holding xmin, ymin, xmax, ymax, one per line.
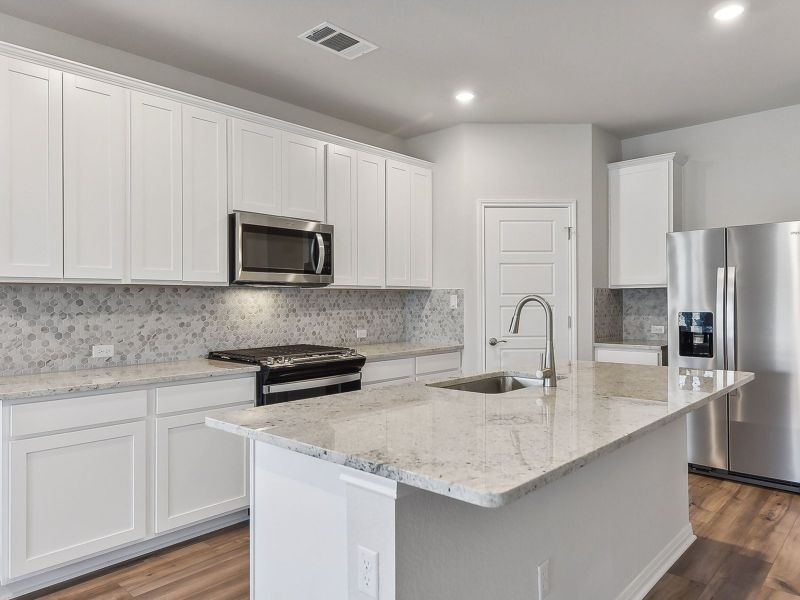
<box><xmin>1</xmin><ymin>0</ymin><xmax>799</xmax><ymax>140</ymax></box>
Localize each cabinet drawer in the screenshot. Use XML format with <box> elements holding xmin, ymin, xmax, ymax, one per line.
<box><xmin>594</xmin><ymin>348</ymin><xmax>661</xmax><ymax>366</ymax></box>
<box><xmin>362</xmin><ymin>358</ymin><xmax>414</xmax><ymax>385</ymax></box>
<box><xmin>415</xmin><ymin>352</ymin><xmax>461</xmax><ymax>375</ymax></box>
<box><xmin>156</xmin><ymin>376</ymin><xmax>255</xmax><ymax>414</ymax></box>
<box><xmin>10</xmin><ymin>390</ymin><xmax>147</xmax><ymax>437</ymax></box>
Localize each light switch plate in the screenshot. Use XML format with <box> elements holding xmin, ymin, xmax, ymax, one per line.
<box><xmin>450</xmin><ymin>294</ymin><xmax>458</xmax><ymax>309</ymax></box>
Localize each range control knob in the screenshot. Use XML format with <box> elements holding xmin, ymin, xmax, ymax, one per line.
<box><xmin>265</xmin><ymin>357</ymin><xmax>275</xmax><ymax>366</ymax></box>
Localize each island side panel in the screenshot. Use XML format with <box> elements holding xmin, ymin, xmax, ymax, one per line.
<box><xmin>395</xmin><ymin>417</ymin><xmax>694</xmax><ymax>600</ymax></box>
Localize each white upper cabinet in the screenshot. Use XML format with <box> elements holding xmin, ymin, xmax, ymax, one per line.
<box><xmin>182</xmin><ymin>106</ymin><xmax>228</xmax><ymax>283</ymax></box>
<box><xmin>410</xmin><ymin>166</ymin><xmax>433</xmax><ymax>288</ymax></box>
<box><xmin>385</xmin><ymin>160</ymin><xmax>412</xmax><ymax>287</ymax></box>
<box><xmin>282</xmin><ymin>132</ymin><xmax>325</xmax><ymax>221</ymax></box>
<box><xmin>608</xmin><ymin>153</ymin><xmax>684</xmax><ymax>288</ymax></box>
<box><xmin>326</xmin><ymin>145</ymin><xmax>358</xmax><ymax>286</ymax></box>
<box><xmin>130</xmin><ymin>92</ymin><xmax>183</xmax><ymax>281</ymax></box>
<box><xmin>0</xmin><ymin>58</ymin><xmax>63</xmax><ymax>279</ymax></box>
<box><xmin>356</xmin><ymin>152</ymin><xmax>386</xmax><ymax>287</ymax></box>
<box><xmin>63</xmin><ymin>74</ymin><xmax>127</xmax><ymax>280</ymax></box>
<box><xmin>230</xmin><ymin>118</ymin><xmax>282</xmax><ymax>215</ymax></box>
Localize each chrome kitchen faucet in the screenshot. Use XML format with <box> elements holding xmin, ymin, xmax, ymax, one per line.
<box><xmin>508</xmin><ymin>294</ymin><xmax>557</xmax><ymax>387</ymax></box>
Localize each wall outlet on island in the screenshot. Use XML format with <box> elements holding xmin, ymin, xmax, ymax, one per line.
<box><xmin>357</xmin><ymin>545</ymin><xmax>378</xmax><ymax>598</ymax></box>
<box><xmin>537</xmin><ymin>558</ymin><xmax>551</xmax><ymax>598</ymax></box>
<box><xmin>92</xmin><ymin>344</ymin><xmax>114</xmax><ymax>358</ymax></box>
<box><xmin>356</xmin><ymin>329</ymin><xmax>368</xmax><ymax>339</ymax></box>
<box><xmin>651</xmin><ymin>325</ymin><xmax>666</xmax><ymax>335</ymax></box>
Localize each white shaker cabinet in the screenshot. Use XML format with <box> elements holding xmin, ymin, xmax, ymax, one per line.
<box><xmin>385</xmin><ymin>160</ymin><xmax>412</xmax><ymax>287</ymax></box>
<box><xmin>182</xmin><ymin>106</ymin><xmax>228</xmax><ymax>283</ymax></box>
<box><xmin>8</xmin><ymin>421</ymin><xmax>147</xmax><ymax>578</ymax></box>
<box><xmin>0</xmin><ymin>58</ymin><xmax>63</xmax><ymax>279</ymax></box>
<box><xmin>327</xmin><ymin>145</ymin><xmax>358</xmax><ymax>286</ymax></box>
<box><xmin>230</xmin><ymin>118</ymin><xmax>282</xmax><ymax>215</ymax></box>
<box><xmin>608</xmin><ymin>153</ymin><xmax>684</xmax><ymax>288</ymax></box>
<box><xmin>356</xmin><ymin>151</ymin><xmax>386</xmax><ymax>287</ymax></box>
<box><xmin>410</xmin><ymin>166</ymin><xmax>433</xmax><ymax>287</ymax></box>
<box><xmin>282</xmin><ymin>132</ymin><xmax>325</xmax><ymax>221</ymax></box>
<box><xmin>62</xmin><ymin>74</ymin><xmax>127</xmax><ymax>280</ymax></box>
<box><xmin>386</xmin><ymin>160</ymin><xmax>432</xmax><ymax>288</ymax></box>
<box><xmin>130</xmin><ymin>92</ymin><xmax>183</xmax><ymax>281</ymax></box>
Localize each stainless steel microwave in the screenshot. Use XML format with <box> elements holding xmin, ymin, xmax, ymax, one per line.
<box><xmin>230</xmin><ymin>212</ymin><xmax>333</xmax><ymax>286</ymax></box>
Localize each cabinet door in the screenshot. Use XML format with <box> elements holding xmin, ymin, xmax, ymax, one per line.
<box><xmin>357</xmin><ymin>152</ymin><xmax>386</xmax><ymax>287</ymax></box>
<box><xmin>130</xmin><ymin>92</ymin><xmax>182</xmax><ymax>281</ymax></box>
<box><xmin>385</xmin><ymin>160</ymin><xmax>412</xmax><ymax>287</ymax></box>
<box><xmin>63</xmin><ymin>74</ymin><xmax>127</xmax><ymax>280</ymax></box>
<box><xmin>410</xmin><ymin>166</ymin><xmax>433</xmax><ymax>288</ymax></box>
<box><xmin>230</xmin><ymin>118</ymin><xmax>281</xmax><ymax>215</ymax></box>
<box><xmin>155</xmin><ymin>405</ymin><xmax>249</xmax><ymax>533</ymax></box>
<box><xmin>182</xmin><ymin>106</ymin><xmax>228</xmax><ymax>283</ymax></box>
<box><xmin>326</xmin><ymin>145</ymin><xmax>358</xmax><ymax>286</ymax></box>
<box><xmin>282</xmin><ymin>132</ymin><xmax>325</xmax><ymax>221</ymax></box>
<box><xmin>8</xmin><ymin>422</ymin><xmax>147</xmax><ymax>578</ymax></box>
<box><xmin>0</xmin><ymin>58</ymin><xmax>63</xmax><ymax>279</ymax></box>
<box><xmin>609</xmin><ymin>160</ymin><xmax>671</xmax><ymax>287</ymax></box>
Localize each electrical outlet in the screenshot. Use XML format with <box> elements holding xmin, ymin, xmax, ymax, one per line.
<box><xmin>651</xmin><ymin>325</ymin><xmax>666</xmax><ymax>335</ymax></box>
<box><xmin>538</xmin><ymin>558</ymin><xmax>551</xmax><ymax>598</ymax></box>
<box><xmin>356</xmin><ymin>329</ymin><xmax>368</xmax><ymax>339</ymax></box>
<box><xmin>450</xmin><ymin>294</ymin><xmax>458</xmax><ymax>309</ymax></box>
<box><xmin>92</xmin><ymin>344</ymin><xmax>114</xmax><ymax>358</ymax></box>
<box><xmin>357</xmin><ymin>546</ymin><xmax>378</xmax><ymax>598</ymax></box>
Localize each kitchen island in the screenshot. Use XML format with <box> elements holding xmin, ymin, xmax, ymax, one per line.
<box><xmin>208</xmin><ymin>362</ymin><xmax>753</xmax><ymax>600</ymax></box>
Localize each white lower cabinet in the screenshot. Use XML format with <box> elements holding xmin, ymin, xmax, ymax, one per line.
<box><xmin>154</xmin><ymin>404</ymin><xmax>250</xmax><ymax>533</ymax></box>
<box><xmin>2</xmin><ymin>374</ymin><xmax>255</xmax><ymax>587</ymax></box>
<box><xmin>594</xmin><ymin>346</ymin><xmax>664</xmax><ymax>366</ymax></box>
<box><xmin>362</xmin><ymin>351</ymin><xmax>462</xmax><ymax>387</ymax></box>
<box><xmin>8</xmin><ymin>421</ymin><xmax>147</xmax><ymax>578</ymax></box>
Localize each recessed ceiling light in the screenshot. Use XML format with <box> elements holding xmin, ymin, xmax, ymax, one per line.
<box><xmin>455</xmin><ymin>90</ymin><xmax>475</xmax><ymax>103</ymax></box>
<box><xmin>712</xmin><ymin>2</ymin><xmax>745</xmax><ymax>21</ymax></box>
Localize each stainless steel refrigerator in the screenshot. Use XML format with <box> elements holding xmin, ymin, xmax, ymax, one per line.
<box><xmin>668</xmin><ymin>221</ymin><xmax>800</xmax><ymax>490</ymax></box>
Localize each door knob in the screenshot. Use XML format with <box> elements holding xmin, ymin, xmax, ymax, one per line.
<box><xmin>488</xmin><ymin>337</ymin><xmax>508</xmax><ymax>346</ymax></box>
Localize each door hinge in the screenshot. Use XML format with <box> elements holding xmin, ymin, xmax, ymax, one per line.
<box><xmin>567</xmin><ymin>315</ymin><xmax>572</xmax><ymax>328</ymax></box>
<box><xmin>565</xmin><ymin>226</ymin><xmax>574</xmax><ymax>240</ymax></box>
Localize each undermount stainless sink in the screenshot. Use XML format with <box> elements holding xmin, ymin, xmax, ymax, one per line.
<box><xmin>430</xmin><ymin>374</ymin><xmax>563</xmax><ymax>395</ymax></box>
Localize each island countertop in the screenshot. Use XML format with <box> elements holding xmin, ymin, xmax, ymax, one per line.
<box><xmin>207</xmin><ymin>361</ymin><xmax>753</xmax><ymax>508</ymax></box>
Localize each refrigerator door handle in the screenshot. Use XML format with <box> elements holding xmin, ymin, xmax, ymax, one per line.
<box><xmin>726</xmin><ymin>267</ymin><xmax>737</xmax><ymax>387</ymax></box>
<box><xmin>716</xmin><ymin>267</ymin><xmax>726</xmax><ymax>370</ymax></box>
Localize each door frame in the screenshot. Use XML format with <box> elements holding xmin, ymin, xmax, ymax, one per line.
<box><xmin>477</xmin><ymin>200</ymin><xmax>578</xmax><ymax>371</ymax></box>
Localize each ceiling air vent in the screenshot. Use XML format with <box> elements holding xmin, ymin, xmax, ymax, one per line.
<box><xmin>299</xmin><ymin>22</ymin><xmax>377</xmax><ymax>60</ymax></box>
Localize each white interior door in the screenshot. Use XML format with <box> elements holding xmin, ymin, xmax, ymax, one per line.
<box><xmin>484</xmin><ymin>205</ymin><xmax>573</xmax><ymax>371</ymax></box>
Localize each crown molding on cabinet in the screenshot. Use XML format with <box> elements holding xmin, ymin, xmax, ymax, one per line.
<box><xmin>0</xmin><ymin>40</ymin><xmax>433</xmax><ymax>169</ymax></box>
<box><xmin>608</xmin><ymin>152</ymin><xmax>687</xmax><ymax>170</ymax></box>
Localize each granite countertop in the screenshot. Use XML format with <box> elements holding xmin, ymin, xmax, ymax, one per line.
<box><xmin>594</xmin><ymin>339</ymin><xmax>668</xmax><ymax>350</ymax></box>
<box><xmin>355</xmin><ymin>341</ymin><xmax>464</xmax><ymax>361</ymax></box>
<box><xmin>208</xmin><ymin>361</ymin><xmax>753</xmax><ymax>508</ymax></box>
<box><xmin>0</xmin><ymin>358</ymin><xmax>260</xmax><ymax>402</ymax></box>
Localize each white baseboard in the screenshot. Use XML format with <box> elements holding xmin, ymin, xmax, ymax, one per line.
<box><xmin>0</xmin><ymin>510</ymin><xmax>249</xmax><ymax>599</ymax></box>
<box><xmin>616</xmin><ymin>523</ymin><xmax>696</xmax><ymax>600</ymax></box>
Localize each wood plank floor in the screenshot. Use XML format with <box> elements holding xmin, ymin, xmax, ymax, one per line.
<box><xmin>27</xmin><ymin>474</ymin><xmax>800</xmax><ymax>599</ymax></box>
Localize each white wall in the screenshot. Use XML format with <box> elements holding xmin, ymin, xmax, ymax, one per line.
<box><xmin>622</xmin><ymin>103</ymin><xmax>800</xmax><ymax>230</ymax></box>
<box><xmin>406</xmin><ymin>124</ymin><xmax>602</xmax><ymax>372</ymax></box>
<box><xmin>591</xmin><ymin>126</ymin><xmax>622</xmax><ymax>288</ymax></box>
<box><xmin>0</xmin><ymin>12</ymin><xmax>407</xmax><ymax>153</ymax></box>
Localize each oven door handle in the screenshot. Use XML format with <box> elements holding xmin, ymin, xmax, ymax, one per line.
<box><xmin>313</xmin><ymin>233</ymin><xmax>325</xmax><ymax>275</ymax></box>
<box><xmin>263</xmin><ymin>372</ymin><xmax>360</xmax><ymax>395</ymax></box>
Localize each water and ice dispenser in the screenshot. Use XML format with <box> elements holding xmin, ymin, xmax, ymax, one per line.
<box><xmin>678</xmin><ymin>312</ymin><xmax>714</xmax><ymax>358</ymax></box>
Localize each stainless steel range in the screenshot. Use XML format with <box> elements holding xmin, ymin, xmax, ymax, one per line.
<box><xmin>208</xmin><ymin>344</ymin><xmax>366</xmax><ymax>406</ymax></box>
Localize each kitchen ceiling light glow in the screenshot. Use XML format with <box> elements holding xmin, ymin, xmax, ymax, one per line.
<box><xmin>712</xmin><ymin>3</ymin><xmax>745</xmax><ymax>21</ymax></box>
<box><xmin>455</xmin><ymin>90</ymin><xmax>475</xmax><ymax>103</ymax></box>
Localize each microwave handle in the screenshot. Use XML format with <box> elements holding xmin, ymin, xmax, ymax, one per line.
<box><xmin>314</xmin><ymin>233</ymin><xmax>325</xmax><ymax>275</ymax></box>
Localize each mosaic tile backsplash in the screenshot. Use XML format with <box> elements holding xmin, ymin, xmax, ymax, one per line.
<box><xmin>0</xmin><ymin>285</ymin><xmax>464</xmax><ymax>376</ymax></box>
<box><xmin>622</xmin><ymin>288</ymin><xmax>668</xmax><ymax>341</ymax></box>
<box><xmin>593</xmin><ymin>288</ymin><xmax>623</xmax><ymax>342</ymax></box>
